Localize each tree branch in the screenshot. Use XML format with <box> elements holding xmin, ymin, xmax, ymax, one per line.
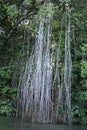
<box><xmin>7</xmin><ymin>0</ymin><xmax>45</xmax><ymax>40</ymax></box>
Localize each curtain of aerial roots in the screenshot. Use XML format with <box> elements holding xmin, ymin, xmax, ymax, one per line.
<box><xmin>53</xmin><ymin>7</ymin><xmax>72</xmax><ymax>124</ymax></box>
<box><xmin>17</xmin><ymin>17</ymin><xmax>53</xmax><ymax>123</ymax></box>
<box><xmin>64</xmin><ymin>8</ymin><xmax>72</xmax><ymax>124</ymax></box>
<box><xmin>17</xmin><ymin>4</ymin><xmax>72</xmax><ymax>125</ymax></box>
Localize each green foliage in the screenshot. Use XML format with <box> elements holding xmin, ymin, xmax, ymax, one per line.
<box><xmin>81</xmin><ymin>61</ymin><xmax>87</xmax><ymax>78</ymax></box>
<box><xmin>38</xmin><ymin>3</ymin><xmax>54</xmax><ymax>18</ymax></box>
<box><xmin>81</xmin><ymin>44</ymin><xmax>87</xmax><ymax>57</ymax></box>
<box><xmin>79</xmin><ymin>92</ymin><xmax>87</xmax><ymax>101</ymax></box>
<box><xmin>23</xmin><ymin>0</ymin><xmax>33</xmax><ymax>5</ymax></box>
<box><xmin>70</xmin><ymin>0</ymin><xmax>87</xmax><ymax>125</ymax></box>
<box><xmin>0</xmin><ymin>86</ymin><xmax>17</xmax><ymax>116</ymax></box>
<box><xmin>0</xmin><ymin>66</ymin><xmax>12</xmax><ymax>80</ymax></box>
<box><xmin>0</xmin><ymin>65</ymin><xmax>17</xmax><ymax>116</ymax></box>
<box><xmin>0</xmin><ymin>100</ymin><xmax>13</xmax><ymax>115</ymax></box>
<box><xmin>7</xmin><ymin>4</ymin><xmax>18</xmax><ymax>19</ymax></box>
<box><xmin>72</xmin><ymin>105</ymin><xmax>87</xmax><ymax>125</ymax></box>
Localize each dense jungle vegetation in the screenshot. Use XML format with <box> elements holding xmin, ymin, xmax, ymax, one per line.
<box><xmin>0</xmin><ymin>0</ymin><xmax>87</xmax><ymax>125</ymax></box>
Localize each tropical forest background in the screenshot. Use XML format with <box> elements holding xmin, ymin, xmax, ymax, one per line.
<box><xmin>0</xmin><ymin>0</ymin><xmax>87</xmax><ymax>125</ymax></box>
